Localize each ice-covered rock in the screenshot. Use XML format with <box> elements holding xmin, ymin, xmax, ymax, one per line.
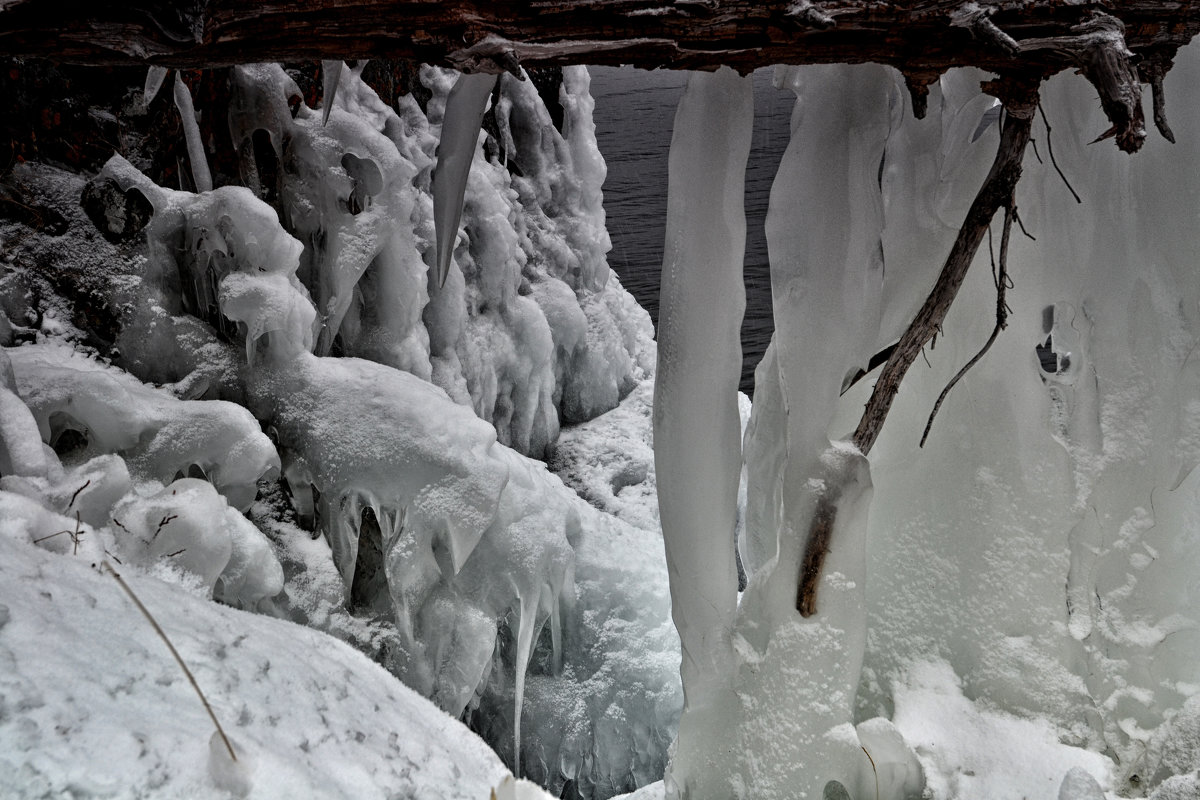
<box><xmin>219</xmin><ymin>62</ymin><xmax>653</xmax><ymax>458</ymax></box>
<box><xmin>6</xmin><ymin>343</ymin><xmax>279</xmax><ymax>511</ymax></box>
<box><xmin>111</xmin><ymin>478</ymin><xmax>283</xmax><ymax>607</ymax></box>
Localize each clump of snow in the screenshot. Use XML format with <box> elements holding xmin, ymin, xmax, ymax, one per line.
<box><xmin>1059</xmin><ymin>766</ymin><xmax>1106</xmax><ymax>800</ymax></box>
<box><xmin>111</xmin><ymin>478</ymin><xmax>283</xmax><ymax>609</ymax></box>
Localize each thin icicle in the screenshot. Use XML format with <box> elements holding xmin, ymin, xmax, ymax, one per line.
<box><xmin>143</xmin><ymin>66</ymin><xmax>168</xmax><ymax>111</ymax></box>
<box><xmin>654</xmin><ymin>66</ymin><xmax>753</xmax><ymax>799</ymax></box>
<box><xmin>321</xmin><ymin>60</ymin><xmax>343</xmax><ymax>126</ymax></box>
<box><xmin>173</xmin><ymin>72</ymin><xmax>212</xmax><ymax>193</ymax></box>
<box><xmin>431</xmin><ymin>72</ymin><xmax>498</xmax><ymax>288</ymax></box>
<box><xmin>510</xmin><ymin>588</ymin><xmax>540</xmax><ymax>777</ymax></box>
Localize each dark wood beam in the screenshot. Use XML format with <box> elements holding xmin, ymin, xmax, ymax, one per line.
<box><xmin>0</xmin><ymin>1</ymin><xmax>1197</xmax><ymax>83</ymax></box>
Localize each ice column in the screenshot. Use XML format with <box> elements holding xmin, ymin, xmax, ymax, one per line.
<box><xmin>173</xmin><ymin>72</ymin><xmax>212</xmax><ymax>193</ymax></box>
<box><xmin>735</xmin><ymin>63</ymin><xmax>895</xmax><ymax>799</ymax></box>
<box><xmin>653</xmin><ymin>66</ymin><xmax>753</xmax><ymax>799</ymax></box>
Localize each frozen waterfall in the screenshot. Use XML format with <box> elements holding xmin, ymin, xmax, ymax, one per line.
<box><xmin>650</xmin><ymin>38</ymin><xmax>1200</xmax><ymax>800</ymax></box>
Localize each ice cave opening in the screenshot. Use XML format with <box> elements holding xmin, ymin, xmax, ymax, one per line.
<box><xmin>0</xmin><ymin>30</ymin><xmax>1200</xmax><ymax>800</ymax></box>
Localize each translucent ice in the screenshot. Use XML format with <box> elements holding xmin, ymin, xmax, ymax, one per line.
<box><xmin>653</xmin><ymin>66</ymin><xmax>751</xmax><ymax>798</ymax></box>
<box><xmin>173</xmin><ymin>72</ymin><xmax>212</xmax><ymax>192</ymax></box>
<box><xmin>433</xmin><ymin>72</ymin><xmax>497</xmax><ymax>288</ymax></box>
<box><xmin>320</xmin><ymin>60</ymin><xmax>343</xmax><ymax>126</ymax></box>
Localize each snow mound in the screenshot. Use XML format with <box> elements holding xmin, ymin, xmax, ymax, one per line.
<box><xmin>892</xmin><ymin>659</ymin><xmax>1111</xmax><ymax>799</ymax></box>
<box><xmin>0</xmin><ymin>521</ymin><xmax>531</xmax><ymax>799</ymax></box>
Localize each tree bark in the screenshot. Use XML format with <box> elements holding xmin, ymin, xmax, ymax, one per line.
<box><xmin>1</xmin><ymin>0</ymin><xmax>1196</xmax><ymax>82</ymax></box>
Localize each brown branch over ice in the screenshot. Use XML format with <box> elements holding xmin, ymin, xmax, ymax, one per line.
<box><xmin>798</xmin><ymin>76</ymin><xmax>1039</xmax><ymax>617</ymax></box>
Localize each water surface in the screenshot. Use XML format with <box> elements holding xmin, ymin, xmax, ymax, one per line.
<box><xmin>589</xmin><ymin>66</ymin><xmax>794</xmax><ymax>394</ymax></box>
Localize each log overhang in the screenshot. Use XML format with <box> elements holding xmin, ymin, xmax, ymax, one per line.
<box><xmin>1</xmin><ymin>1</ymin><xmax>1197</xmax><ymax>80</ymax></box>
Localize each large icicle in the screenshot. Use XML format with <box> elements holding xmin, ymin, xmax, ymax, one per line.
<box><xmin>734</xmin><ymin>63</ymin><xmax>897</xmax><ymax>799</ymax></box>
<box><xmin>173</xmin><ymin>72</ymin><xmax>212</xmax><ymax>193</ymax></box>
<box><xmin>653</xmin><ymin>66</ymin><xmax>753</xmax><ymax>800</ymax></box>
<box><xmin>431</xmin><ymin>72</ymin><xmax>498</xmax><ymax>288</ymax></box>
<box><xmin>321</xmin><ymin>60</ymin><xmax>343</xmax><ymax>126</ymax></box>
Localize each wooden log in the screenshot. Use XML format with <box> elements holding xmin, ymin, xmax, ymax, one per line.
<box><xmin>0</xmin><ymin>0</ymin><xmax>1197</xmax><ymax>83</ymax></box>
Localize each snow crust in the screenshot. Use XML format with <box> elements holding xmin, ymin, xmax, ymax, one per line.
<box><xmin>0</xmin><ymin>519</ymin><xmax>546</xmax><ymax>799</ymax></box>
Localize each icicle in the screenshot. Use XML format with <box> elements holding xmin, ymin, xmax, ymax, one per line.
<box><xmin>653</xmin><ymin>66</ymin><xmax>753</xmax><ymax>798</ymax></box>
<box><xmin>431</xmin><ymin>72</ymin><xmax>498</xmax><ymax>288</ymax></box>
<box><xmin>143</xmin><ymin>66</ymin><xmax>168</xmax><ymax>111</ymax></box>
<box><xmin>173</xmin><ymin>72</ymin><xmax>212</xmax><ymax>193</ymax></box>
<box><xmin>321</xmin><ymin>60</ymin><xmax>343</xmax><ymax>126</ymax></box>
<box><xmin>511</xmin><ymin>587</ymin><xmax>540</xmax><ymax>777</ymax></box>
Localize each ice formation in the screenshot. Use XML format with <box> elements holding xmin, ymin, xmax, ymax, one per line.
<box><xmin>5</xmin><ymin>28</ymin><xmax>1200</xmax><ymax>800</ymax></box>
<box><xmin>174</xmin><ymin>72</ymin><xmax>213</xmax><ymax>193</ymax></box>
<box><xmin>652</xmin><ymin>66</ymin><xmax>752</xmax><ymax>797</ymax></box>
<box><xmin>653</xmin><ymin>38</ymin><xmax>1200</xmax><ymax>800</ymax></box>
<box><xmin>0</xmin><ymin>58</ymin><xmax>666</xmax><ymax>799</ymax></box>
<box><xmin>433</xmin><ymin>71</ymin><xmax>498</xmax><ymax>287</ymax></box>
<box><xmin>6</xmin><ymin>343</ymin><xmax>279</xmax><ymax>511</ymax></box>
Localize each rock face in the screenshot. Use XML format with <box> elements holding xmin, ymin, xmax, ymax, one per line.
<box><xmin>81</xmin><ymin>176</ymin><xmax>154</xmax><ymax>243</ymax></box>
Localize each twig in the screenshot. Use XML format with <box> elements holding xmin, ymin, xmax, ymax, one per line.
<box><xmin>861</xmin><ymin>745</ymin><xmax>880</xmax><ymax>800</ymax></box>
<box><xmin>68</xmin><ymin>480</ymin><xmax>91</xmax><ymax>509</ymax></box>
<box><xmin>101</xmin><ymin>561</ymin><xmax>238</xmax><ymax>763</ymax></box>
<box><xmin>987</xmin><ymin>222</ymin><xmax>996</xmax><ymax>285</ymax></box>
<box><xmin>34</xmin><ymin>511</ymin><xmax>85</xmax><ymax>555</ymax></box>
<box><xmin>1038</xmin><ymin>103</ymin><xmax>1082</xmax><ymax>204</ymax></box>
<box><xmin>152</xmin><ymin>514</ymin><xmax>178</xmax><ymax>540</ymax></box>
<box><xmin>920</xmin><ymin>202</ymin><xmax>1015</xmax><ymax>447</ymax></box>
<box><xmin>1144</xmin><ymin>64</ymin><xmax>1176</xmax><ymax>144</ymax></box>
<box><xmin>1013</xmin><ymin>207</ymin><xmax>1036</xmax><ymax>240</ymax></box>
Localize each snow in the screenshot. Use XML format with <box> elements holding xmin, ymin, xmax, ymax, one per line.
<box><xmin>0</xmin><ymin>517</ymin><xmax>547</xmax><ymax>800</ymax></box>
<box><xmin>892</xmin><ymin>659</ymin><xmax>1111</xmax><ymax>798</ymax></box>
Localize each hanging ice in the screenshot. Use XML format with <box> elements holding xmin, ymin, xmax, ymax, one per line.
<box><xmin>173</xmin><ymin>72</ymin><xmax>212</xmax><ymax>192</ymax></box>
<box><xmin>432</xmin><ymin>72</ymin><xmax>498</xmax><ymax>288</ymax></box>
<box><xmin>142</xmin><ymin>65</ymin><xmax>168</xmax><ymax>111</ymax></box>
<box><xmin>321</xmin><ymin>60</ymin><xmax>343</xmax><ymax>126</ymax></box>
<box><xmin>652</xmin><ymin>66</ymin><xmax>752</xmax><ymax>799</ymax></box>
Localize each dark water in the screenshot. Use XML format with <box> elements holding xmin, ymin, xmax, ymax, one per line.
<box><xmin>589</xmin><ymin>67</ymin><xmax>795</xmax><ymax>394</ymax></box>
